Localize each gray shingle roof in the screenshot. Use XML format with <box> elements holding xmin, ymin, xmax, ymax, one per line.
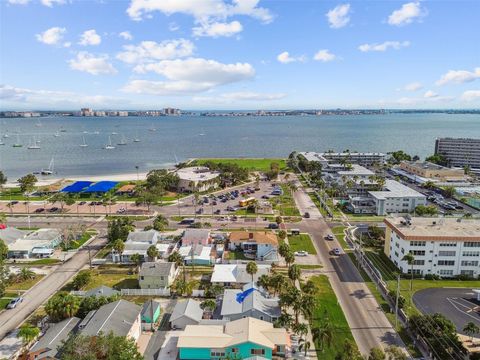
<box><xmin>170</xmin><ymin>299</ymin><xmax>203</xmax><ymax>322</ymax></box>
<box><xmin>139</xmin><ymin>262</ymin><xmax>175</xmax><ymax>277</ymax></box>
<box><xmin>220</xmin><ymin>289</ymin><xmax>280</xmax><ymax>318</ymax></box>
<box><xmin>127</xmin><ymin>230</ymin><xmax>159</xmax><ymax>243</ymax></box>
<box><xmin>0</xmin><ymin>227</ymin><xmax>28</xmax><ymax>245</ymax></box>
<box><xmin>29</xmin><ymin>317</ymin><xmax>81</xmax><ymax>358</ymax></box>
<box><xmin>78</xmin><ymin>300</ymin><xmax>141</xmax><ymax>337</ymax></box>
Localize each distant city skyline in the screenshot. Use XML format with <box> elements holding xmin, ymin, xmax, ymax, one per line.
<box><xmin>1</xmin><ymin>0</ymin><xmax>479</xmax><ymax>110</ymax></box>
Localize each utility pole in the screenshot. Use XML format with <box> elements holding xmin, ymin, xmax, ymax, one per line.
<box><xmin>88</xmin><ymin>245</ymin><xmax>92</xmax><ymax>269</ymax></box>
<box><xmin>395</xmin><ymin>273</ymin><xmax>400</xmax><ymax>333</ymax></box>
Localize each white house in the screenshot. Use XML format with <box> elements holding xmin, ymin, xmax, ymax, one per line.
<box><xmin>211</xmin><ymin>264</ymin><xmax>271</xmax><ymax>286</ymax></box>
<box><xmin>113</xmin><ymin>230</ymin><xmax>171</xmax><ymax>263</ymax></box>
<box><xmin>384</xmin><ymin>216</ymin><xmax>480</xmax><ymax>278</ymax></box>
<box><xmin>6</xmin><ymin>228</ymin><xmax>62</xmax><ymax>259</ymax></box>
<box><xmin>176</xmin><ymin>166</ymin><xmax>220</xmax><ymax>192</ymax></box>
<box><xmin>228</xmin><ymin>231</ymin><xmax>278</xmax><ymax>262</ymax></box>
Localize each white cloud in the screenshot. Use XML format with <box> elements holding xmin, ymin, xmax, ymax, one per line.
<box><xmin>117</xmin><ymin>39</ymin><xmax>195</xmax><ymax>64</ymax></box>
<box><xmin>461</xmin><ymin>90</ymin><xmax>480</xmax><ymax>102</ymax></box>
<box><xmin>221</xmin><ymin>92</ymin><xmax>286</xmax><ymax>100</ymax></box>
<box><xmin>193</xmin><ymin>20</ymin><xmax>242</xmax><ymax>38</ymax></box>
<box><xmin>123</xmin><ymin>57</ymin><xmax>255</xmax><ymax>95</ymax></box>
<box><xmin>63</xmin><ymin>41</ymin><xmax>71</xmax><ymax>48</ymax></box>
<box><xmin>388</xmin><ymin>2</ymin><xmax>426</xmax><ymax>26</ymax></box>
<box><xmin>403</xmin><ymin>82</ymin><xmax>423</xmax><ymax>91</ymax></box>
<box><xmin>119</xmin><ymin>31</ymin><xmax>133</xmax><ymax>41</ymax></box>
<box><xmin>313</xmin><ymin>49</ymin><xmax>336</xmax><ymax>62</ymax></box>
<box><xmin>277</xmin><ymin>51</ymin><xmax>306</xmax><ymax>64</ymax></box>
<box><xmin>396</xmin><ymin>95</ymin><xmax>454</xmax><ymax>105</ymax></box>
<box><xmin>326</xmin><ymin>4</ymin><xmax>351</xmax><ymax>29</ymax></box>
<box><xmin>423</xmin><ymin>90</ymin><xmax>438</xmax><ymax>98</ymax></box>
<box><xmin>68</xmin><ymin>52</ymin><xmax>117</xmax><ymax>75</ymax></box>
<box><xmin>79</xmin><ymin>29</ymin><xmax>102</xmax><ymax>46</ymax></box>
<box><xmin>0</xmin><ymin>84</ymin><xmax>128</xmax><ymax>108</ymax></box>
<box><xmin>35</xmin><ymin>27</ymin><xmax>66</xmax><ymax>45</ymax></box>
<box><xmin>435</xmin><ymin>68</ymin><xmax>480</xmax><ymax>86</ymax></box>
<box><xmin>41</xmin><ymin>0</ymin><xmax>65</xmax><ymax>7</ymax></box>
<box><xmin>358</xmin><ymin>41</ymin><xmax>410</xmax><ymax>52</ymax></box>
<box><xmin>126</xmin><ymin>0</ymin><xmax>272</xmax><ymax>37</ymax></box>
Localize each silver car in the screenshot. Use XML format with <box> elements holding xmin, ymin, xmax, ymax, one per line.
<box><xmin>6</xmin><ymin>297</ymin><xmax>23</xmax><ymax>309</ymax></box>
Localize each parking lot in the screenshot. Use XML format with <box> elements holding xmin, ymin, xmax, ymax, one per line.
<box><xmin>413</xmin><ymin>288</ymin><xmax>480</xmax><ymax>335</ymax></box>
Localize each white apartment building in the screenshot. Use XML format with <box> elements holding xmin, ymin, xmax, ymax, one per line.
<box><xmin>299</xmin><ymin>151</ymin><xmax>386</xmax><ymax>166</ymax></box>
<box><xmin>384</xmin><ymin>217</ymin><xmax>480</xmax><ymax>278</ymax></box>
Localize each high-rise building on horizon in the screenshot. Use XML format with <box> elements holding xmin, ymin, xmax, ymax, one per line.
<box><xmin>434</xmin><ymin>137</ymin><xmax>480</xmax><ymax>170</ymax></box>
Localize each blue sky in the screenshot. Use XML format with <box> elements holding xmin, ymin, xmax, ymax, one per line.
<box><xmin>1</xmin><ymin>0</ymin><xmax>479</xmax><ymax>110</ymax></box>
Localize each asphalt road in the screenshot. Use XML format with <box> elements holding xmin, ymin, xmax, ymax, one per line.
<box><xmin>0</xmin><ymin>231</ymin><xmax>107</xmax><ymax>340</ymax></box>
<box><xmin>291</xmin><ymin>179</ymin><xmax>407</xmax><ymax>355</ymax></box>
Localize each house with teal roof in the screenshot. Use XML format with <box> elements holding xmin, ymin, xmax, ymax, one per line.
<box><xmin>177</xmin><ymin>317</ymin><xmax>290</xmax><ymax>359</ymax></box>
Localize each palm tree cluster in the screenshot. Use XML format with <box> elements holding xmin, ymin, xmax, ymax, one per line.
<box><xmin>45</xmin><ymin>292</ymin><xmax>80</xmax><ymax>322</ymax></box>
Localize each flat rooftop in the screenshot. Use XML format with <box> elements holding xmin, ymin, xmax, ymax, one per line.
<box><xmin>385</xmin><ymin>217</ymin><xmax>480</xmax><ymax>241</ymax></box>
<box><xmin>402</xmin><ymin>161</ymin><xmax>458</xmax><ymax>171</ymax></box>
<box><xmin>176</xmin><ymin>166</ymin><xmax>220</xmax><ymax>181</ymax></box>
<box><xmin>369</xmin><ymin>179</ymin><xmax>425</xmax><ymax>199</ymax></box>
<box><xmin>337</xmin><ymin>164</ymin><xmax>375</xmax><ymax>176</ymax></box>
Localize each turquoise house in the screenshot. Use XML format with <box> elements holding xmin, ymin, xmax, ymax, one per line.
<box><xmin>177</xmin><ymin>317</ymin><xmax>289</xmax><ymax>360</ymax></box>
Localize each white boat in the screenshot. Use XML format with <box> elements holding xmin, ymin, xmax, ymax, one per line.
<box><xmin>35</xmin><ymin>120</ymin><xmax>42</xmax><ymax>127</ymax></box>
<box><xmin>41</xmin><ymin>157</ymin><xmax>54</xmax><ymax>175</ymax></box>
<box><xmin>117</xmin><ymin>134</ymin><xmax>127</xmax><ymax>145</ymax></box>
<box><xmin>0</xmin><ymin>138</ymin><xmax>4</xmax><ymax>145</ymax></box>
<box><xmin>80</xmin><ymin>136</ymin><xmax>88</xmax><ymax>147</ymax></box>
<box><xmin>3</xmin><ymin>133</ymin><xmax>9</xmax><ymax>138</ymax></box>
<box><xmin>149</xmin><ymin>123</ymin><xmax>156</xmax><ymax>132</ymax></box>
<box><xmin>27</xmin><ymin>136</ymin><xmax>41</xmax><ymax>149</ymax></box>
<box><xmin>12</xmin><ymin>134</ymin><xmax>22</xmax><ymax>148</ymax></box>
<box><xmin>54</xmin><ymin>131</ymin><xmax>60</xmax><ymax>137</ymax></box>
<box><xmin>111</xmin><ymin>131</ymin><xmax>118</xmax><ymax>135</ymax></box>
<box><xmin>104</xmin><ymin>136</ymin><xmax>115</xmax><ymax>150</ymax></box>
<box><xmin>133</xmin><ymin>132</ymin><xmax>140</xmax><ymax>142</ymax></box>
<box><xmin>93</xmin><ymin>130</ymin><xmax>100</xmax><ymax>135</ymax></box>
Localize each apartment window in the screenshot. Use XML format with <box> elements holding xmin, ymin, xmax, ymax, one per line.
<box><xmin>413</xmin><ymin>260</ymin><xmax>425</xmax><ymax>266</ymax></box>
<box><xmin>394</xmin><ymin>251</ymin><xmax>399</xmax><ymax>257</ymax></box>
<box><xmin>140</xmin><ymin>276</ymin><xmax>144</xmax><ymax>280</ymax></box>
<box><xmin>251</xmin><ymin>349</ymin><xmax>265</xmax><ymax>356</ymax></box>
<box><xmin>439</xmin><ymin>242</ymin><xmax>457</xmax><ymax>247</ymax></box>
<box><xmin>460</xmin><ymin>270</ymin><xmax>474</xmax><ymax>276</ymax></box>
<box><xmin>395</xmin><ymin>242</ymin><xmax>399</xmax><ymax>248</ymax></box>
<box><xmin>231</xmin><ymin>348</ymin><xmax>239</xmax><ymax>354</ymax></box>
<box><xmin>211</xmin><ymin>350</ymin><xmax>225</xmax><ymax>358</ymax></box>
<box><xmin>407</xmin><ymin>269</ymin><xmax>422</xmax><ymax>275</ymax></box>
<box><xmin>461</xmin><ymin>260</ymin><xmax>479</xmax><ymax>267</ymax></box>
<box><xmin>462</xmin><ymin>251</ymin><xmax>480</xmax><ymax>257</ymax></box>
<box><xmin>439</xmin><ymin>269</ymin><xmax>454</xmax><ymax>276</ymax></box>
<box><xmin>160</xmin><ymin>276</ymin><xmax>164</xmax><ymax>280</ymax></box>
<box><xmin>438</xmin><ymin>260</ymin><xmax>455</xmax><ymax>266</ymax></box>
<box><xmin>438</xmin><ymin>251</ymin><xmax>456</xmax><ymax>257</ymax></box>
<box><xmin>410</xmin><ymin>241</ymin><xmax>426</xmax><ymax>247</ymax></box>
<box><xmin>412</xmin><ymin>250</ymin><xmax>425</xmax><ymax>256</ymax></box>
<box><xmin>464</xmin><ymin>242</ymin><xmax>480</xmax><ymax>248</ymax></box>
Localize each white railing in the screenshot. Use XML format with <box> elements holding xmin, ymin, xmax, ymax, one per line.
<box><xmin>120</xmin><ymin>288</ymin><xmax>170</xmax><ymax>296</ymax></box>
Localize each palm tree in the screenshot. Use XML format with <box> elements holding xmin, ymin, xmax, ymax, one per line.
<box><xmin>288</xmin><ymin>264</ymin><xmax>301</xmax><ymax>284</ymax></box>
<box><xmin>257</xmin><ymin>274</ymin><xmax>271</xmax><ymax>292</ymax></box>
<box><xmin>423</xmin><ymin>180</ymin><xmax>435</xmax><ymax>190</ymax></box>
<box><xmin>292</xmin><ymin>322</ymin><xmax>308</xmax><ymax>337</ymax></box>
<box><xmin>246</xmin><ymin>261</ymin><xmax>258</xmax><ymax>283</ymax></box>
<box><xmin>402</xmin><ymin>252</ymin><xmax>415</xmax><ymax>291</ymax></box>
<box><xmin>168</xmin><ymin>251</ymin><xmax>184</xmax><ymax>268</ymax></box>
<box><xmin>284</xmin><ymin>250</ymin><xmax>295</xmax><ymax>269</ymax></box>
<box><xmin>112</xmin><ymin>239</ymin><xmax>125</xmax><ymax>262</ymax></box>
<box><xmin>312</xmin><ymin>321</ymin><xmax>334</xmax><ymax>352</ymax></box>
<box><xmin>200</xmin><ymin>299</ymin><xmax>216</xmax><ymax>313</ymax></box>
<box><xmin>18</xmin><ymin>267</ymin><xmax>35</xmax><ymax>282</ymax></box>
<box><xmin>130</xmin><ymin>253</ymin><xmax>142</xmax><ymax>273</ymax></box>
<box><xmin>302</xmin><ymin>279</ymin><xmax>316</xmax><ymax>295</ymax></box>
<box><xmin>463</xmin><ymin>321</ymin><xmax>480</xmax><ymax>343</ymax></box>
<box><xmin>275</xmin><ymin>312</ymin><xmax>293</xmax><ymax>330</ymax></box>
<box><xmin>278</xmin><ymin>242</ymin><xmax>290</xmax><ymax>258</ymax></box>
<box><xmin>298</xmin><ymin>337</ymin><xmax>311</xmax><ymax>357</ymax></box>
<box><xmin>17</xmin><ymin>324</ymin><xmax>40</xmax><ymax>346</ymax></box>
<box><xmin>146</xmin><ymin>245</ymin><xmax>159</xmax><ymax>261</ymax></box>
<box><xmin>270</xmin><ymin>273</ymin><xmax>288</xmax><ymax>296</ymax></box>
<box><xmin>443</xmin><ymin>185</ymin><xmax>456</xmax><ymax>198</ymax></box>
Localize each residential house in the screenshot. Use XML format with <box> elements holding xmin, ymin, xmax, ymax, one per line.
<box><xmin>78</xmin><ymin>300</ymin><xmax>142</xmax><ymax>342</ymax></box>
<box><xmin>141</xmin><ymin>300</ymin><xmax>161</xmax><ymax>330</ymax></box>
<box><xmin>25</xmin><ymin>317</ymin><xmax>81</xmax><ymax>360</ymax></box>
<box><xmin>220</xmin><ymin>284</ymin><xmax>280</xmax><ymax>323</ymax></box>
<box><xmin>7</xmin><ymin>229</ymin><xmax>62</xmax><ymax>259</ymax></box>
<box><xmin>170</xmin><ymin>299</ymin><xmax>204</xmax><ymax>330</ymax></box>
<box><xmin>0</xmin><ymin>227</ymin><xmax>28</xmax><ymax>246</ymax></box>
<box><xmin>177</xmin><ymin>317</ymin><xmax>290</xmax><ymax>359</ymax></box>
<box><xmin>178</xmin><ymin>244</ymin><xmax>214</xmax><ymax>265</ymax></box>
<box><xmin>211</xmin><ymin>264</ymin><xmax>271</xmax><ymax>287</ymax></box>
<box><xmin>138</xmin><ymin>262</ymin><xmax>177</xmax><ymax>289</ymax></box>
<box><xmin>228</xmin><ymin>231</ymin><xmax>278</xmax><ymax>262</ymax></box>
<box><xmin>182</xmin><ymin>229</ymin><xmax>211</xmax><ymax>246</ymax></box>
<box><xmin>112</xmin><ymin>229</ymin><xmax>170</xmax><ymax>263</ymax></box>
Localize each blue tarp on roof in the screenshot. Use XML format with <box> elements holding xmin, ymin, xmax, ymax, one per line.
<box><xmin>83</xmin><ymin>181</ymin><xmax>119</xmax><ymax>193</ymax></box>
<box><xmin>61</xmin><ymin>181</ymin><xmax>93</xmax><ymax>193</ymax></box>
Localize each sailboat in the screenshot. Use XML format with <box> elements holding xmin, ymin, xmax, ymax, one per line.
<box><xmin>60</xmin><ymin>126</ymin><xmax>67</xmax><ymax>132</ymax></box>
<box><xmin>0</xmin><ymin>137</ymin><xmax>4</xmax><ymax>145</ymax></box>
<box><xmin>104</xmin><ymin>136</ymin><xmax>115</xmax><ymax>150</ymax></box>
<box><xmin>27</xmin><ymin>136</ymin><xmax>41</xmax><ymax>149</ymax></box>
<box><xmin>117</xmin><ymin>134</ymin><xmax>127</xmax><ymax>145</ymax></box>
<box><xmin>12</xmin><ymin>134</ymin><xmax>22</xmax><ymax>147</ymax></box>
<box><xmin>80</xmin><ymin>136</ymin><xmax>88</xmax><ymax>147</ymax></box>
<box><xmin>133</xmin><ymin>132</ymin><xmax>140</xmax><ymax>142</ymax></box>
<box><xmin>41</xmin><ymin>157</ymin><xmax>54</xmax><ymax>175</ymax></box>
<box><xmin>3</xmin><ymin>132</ymin><xmax>9</xmax><ymax>138</ymax></box>
<box><xmin>53</xmin><ymin>131</ymin><xmax>60</xmax><ymax>137</ymax></box>
<box><xmin>148</xmin><ymin>123</ymin><xmax>156</xmax><ymax>132</ymax></box>
<box><xmin>35</xmin><ymin>119</ymin><xmax>42</xmax><ymax>127</ymax></box>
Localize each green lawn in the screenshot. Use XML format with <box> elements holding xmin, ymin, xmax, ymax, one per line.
<box><xmin>309</xmin><ymin>275</ymin><xmax>357</xmax><ymax>360</ymax></box>
<box><xmin>82</xmin><ymin>270</ymin><xmax>138</xmax><ymax>290</ymax></box>
<box><xmin>194</xmin><ymin>158</ymin><xmax>287</xmax><ymax>172</ymax></box>
<box><xmin>331</xmin><ymin>226</ymin><xmax>349</xmax><ymax>250</ymax></box>
<box><xmin>287</xmin><ymin>234</ymin><xmax>317</xmax><ymax>255</ymax></box>
<box><xmin>346</xmin><ymin>214</ymin><xmax>386</xmax><ymax>222</ymax></box>
<box><xmin>227</xmin><ymin>249</ymin><xmax>248</xmax><ymax>260</ymax></box>
<box><xmin>62</xmin><ymin>230</ymin><xmax>97</xmax><ymax>250</ymax></box>
<box><xmin>25</xmin><ymin>258</ymin><xmax>61</xmax><ymax>265</ymax></box>
<box><xmin>364</xmin><ymin>249</ymin><xmax>399</xmax><ymax>280</ymax></box>
<box><xmin>6</xmin><ymin>275</ymin><xmax>44</xmax><ymax>291</ymax></box>
<box><xmin>270</xmin><ymin>185</ymin><xmax>300</xmax><ymax>217</ymax></box>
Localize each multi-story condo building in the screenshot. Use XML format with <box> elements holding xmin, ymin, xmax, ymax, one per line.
<box><xmin>299</xmin><ymin>151</ymin><xmax>386</xmax><ymax>167</ymax></box>
<box><xmin>399</xmin><ymin>161</ymin><xmax>466</xmax><ymax>181</ymax></box>
<box><xmin>384</xmin><ymin>216</ymin><xmax>480</xmax><ymax>278</ymax></box>
<box><xmin>434</xmin><ymin>137</ymin><xmax>480</xmax><ymax>170</ymax></box>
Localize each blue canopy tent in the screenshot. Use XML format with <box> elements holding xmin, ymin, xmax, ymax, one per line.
<box><xmin>61</xmin><ymin>181</ymin><xmax>93</xmax><ymax>193</ymax></box>
<box><xmin>83</xmin><ymin>181</ymin><xmax>119</xmax><ymax>193</ymax></box>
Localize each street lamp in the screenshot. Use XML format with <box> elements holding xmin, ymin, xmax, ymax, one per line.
<box><xmin>135</xmin><ymin>166</ymin><xmax>139</xmax><ymax>183</ymax></box>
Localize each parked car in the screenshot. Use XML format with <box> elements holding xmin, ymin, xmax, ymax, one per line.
<box><xmin>10</xmin><ymin>200</ymin><xmax>19</xmax><ymax>205</ymax></box>
<box><xmin>294</xmin><ymin>251</ymin><xmax>308</xmax><ymax>257</ymax></box>
<box><xmin>49</xmin><ymin>207</ymin><xmax>59</xmax><ymax>212</ymax></box>
<box><xmin>35</xmin><ymin>208</ymin><xmax>45</xmax><ymax>213</ymax></box>
<box><xmin>261</xmin><ymin>195</ymin><xmax>270</xmax><ymax>199</ymax></box>
<box><xmin>214</xmin><ymin>209</ymin><xmax>221</xmax><ymax>215</ymax></box>
<box><xmin>267</xmin><ymin>223</ymin><xmax>279</xmax><ymax>229</ymax></box>
<box><xmin>304</xmin><ymin>212</ymin><xmax>310</xmax><ymax>218</ymax></box>
<box><xmin>79</xmin><ymin>201</ymin><xmax>86</xmax><ymax>205</ymax></box>
<box><xmin>7</xmin><ymin>297</ymin><xmax>23</xmax><ymax>309</ymax></box>
<box><xmin>324</xmin><ymin>234</ymin><xmax>334</xmax><ymax>241</ymax></box>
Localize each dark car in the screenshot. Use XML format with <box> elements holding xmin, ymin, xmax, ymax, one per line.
<box><xmin>304</xmin><ymin>212</ymin><xmax>310</xmax><ymax>218</ymax></box>
<box><xmin>49</xmin><ymin>207</ymin><xmax>59</xmax><ymax>212</ymax></box>
<box><xmin>214</xmin><ymin>209</ymin><xmax>221</xmax><ymax>215</ymax></box>
<box><xmin>267</xmin><ymin>223</ymin><xmax>279</xmax><ymax>229</ymax></box>
<box><xmin>10</xmin><ymin>200</ymin><xmax>19</xmax><ymax>205</ymax></box>
<box><xmin>212</xmin><ymin>201</ymin><xmax>217</xmax><ymax>206</ymax></box>
<box><xmin>35</xmin><ymin>208</ymin><xmax>45</xmax><ymax>213</ymax></box>
<box><xmin>79</xmin><ymin>201</ymin><xmax>86</xmax><ymax>205</ymax></box>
